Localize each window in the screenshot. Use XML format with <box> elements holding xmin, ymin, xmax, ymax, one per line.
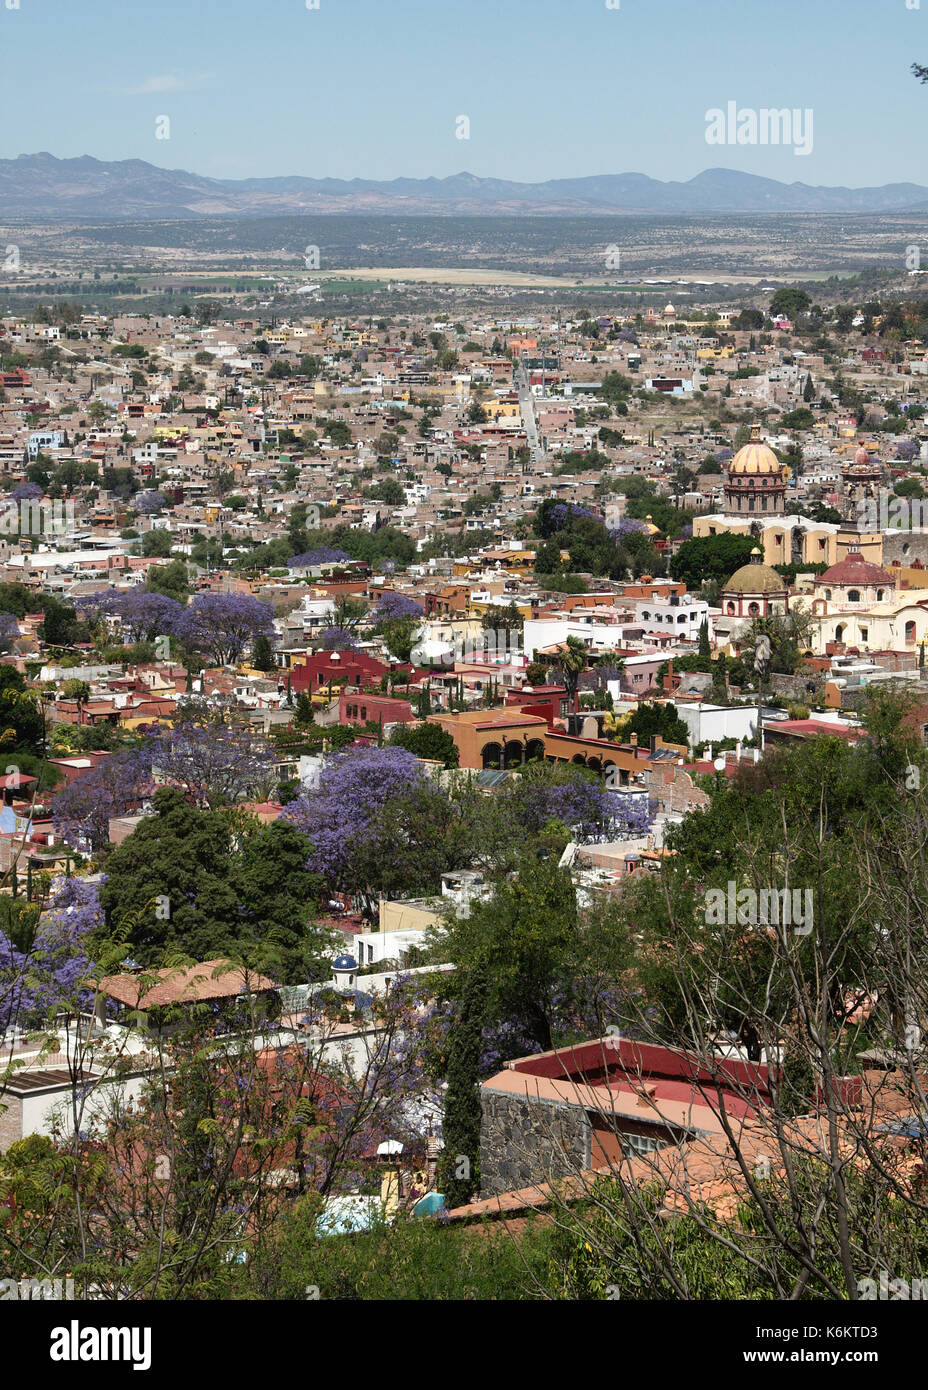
<box><xmin>848</xmin><ymin>590</ymin><xmax>860</xmax><ymax>604</ymax></box>
<box><xmin>860</xmin><ymin>628</ymin><xmax>868</xmax><ymax>642</ymax></box>
<box><xmin>877</xmin><ymin>589</ymin><xmax>884</xmax><ymax>601</ymax></box>
<box><xmin>748</xmin><ymin>602</ymin><xmax>760</xmax><ymax>616</ymax></box>
<box><xmin>622</xmin><ymin>1132</ymin><xmax>666</xmax><ymax>1157</ymax></box>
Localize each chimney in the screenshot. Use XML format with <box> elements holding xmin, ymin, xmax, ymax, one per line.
<box><xmin>630</xmin><ymin>732</ymin><xmax>638</xmax><ymax>747</ymax></box>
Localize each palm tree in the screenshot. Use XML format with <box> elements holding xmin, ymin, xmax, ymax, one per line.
<box><xmin>558</xmin><ymin>636</ymin><xmax>589</xmax><ymax>715</ymax></box>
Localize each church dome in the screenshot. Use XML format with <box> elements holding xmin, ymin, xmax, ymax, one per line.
<box><xmin>722</xmin><ymin>547</ymin><xmax>787</xmax><ymax>595</ymax></box>
<box><xmin>816</xmin><ymin>551</ymin><xmax>894</xmax><ymax>588</ymax></box>
<box><xmin>729</xmin><ymin>426</ymin><xmax>783</xmax><ymax>477</ymax></box>
<box><xmin>853</xmin><ymin>443</ymin><xmax>871</xmax><ymax>467</ymax></box>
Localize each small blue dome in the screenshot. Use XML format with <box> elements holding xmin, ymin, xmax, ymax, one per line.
<box><xmin>333</xmin><ymin>954</ymin><xmax>358</xmax><ymax>971</ymax></box>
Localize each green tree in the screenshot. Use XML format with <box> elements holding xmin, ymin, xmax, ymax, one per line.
<box><xmin>619</xmin><ymin>701</ymin><xmax>689</xmax><ymax>748</ymax></box>
<box><xmin>140</xmin><ymin>529</ymin><xmax>174</xmax><ymax>559</ymax></box>
<box><xmin>98</xmin><ymin>788</ymin><xmax>244</xmax><ymax>963</ymax></box>
<box><xmin>146</xmin><ymin>558</ymin><xmax>189</xmax><ymax>603</ymax></box>
<box><xmin>439</xmin><ymin>966</ymin><xmax>488</xmax><ymax>1208</ymax></box>
<box><xmin>669</xmin><ymin>534</ymin><xmax>756</xmax><ymax>589</ymax></box>
<box><xmin>251</xmin><ymin>633</ymin><xmax>277</xmax><ymax>673</ymax></box>
<box><xmin>389</xmin><ymin>722</ymin><xmax>460</xmax><ymax>768</ymax></box>
<box><xmin>438</xmin><ymin>858</ymin><xmax>581</xmax><ymax>1052</ymax></box>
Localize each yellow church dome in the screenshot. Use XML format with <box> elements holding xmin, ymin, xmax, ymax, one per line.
<box><xmin>729</xmin><ymin>425</ymin><xmax>783</xmax><ymax>477</ymax></box>
<box><xmin>722</xmin><ymin>548</ymin><xmax>787</xmax><ymax>595</ymax></box>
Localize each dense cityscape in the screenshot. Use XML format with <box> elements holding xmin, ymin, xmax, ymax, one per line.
<box><xmin>3</xmin><ymin>0</ymin><xmax>928</xmax><ymax>1358</ymax></box>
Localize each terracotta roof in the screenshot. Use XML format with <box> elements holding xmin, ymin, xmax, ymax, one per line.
<box><xmin>100</xmin><ymin>959</ymin><xmax>277</xmax><ymax>1008</ymax></box>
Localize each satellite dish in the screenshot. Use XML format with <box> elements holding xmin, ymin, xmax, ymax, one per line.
<box><xmin>713</xmin><ymin>757</ymin><xmax>726</xmax><ymax>772</ymax></box>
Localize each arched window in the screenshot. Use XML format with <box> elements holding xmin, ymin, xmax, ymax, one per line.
<box><xmin>748</xmin><ymin>602</ymin><xmax>760</xmax><ymax>616</ymax></box>
<box><xmin>727</xmin><ymin>601</ymin><xmax>736</xmax><ymax>615</ymax></box>
<box><xmin>847</xmin><ymin>589</ymin><xmax>860</xmax><ymax>603</ymax></box>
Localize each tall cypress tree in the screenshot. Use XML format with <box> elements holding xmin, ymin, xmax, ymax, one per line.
<box><xmin>698</xmin><ymin>617</ymin><xmax>711</xmax><ymax>661</ymax></box>
<box><xmin>439</xmin><ymin>965</ymin><xmax>488</xmax><ymax>1209</ymax></box>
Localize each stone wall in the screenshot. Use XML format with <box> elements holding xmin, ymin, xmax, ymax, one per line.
<box><xmin>0</xmin><ymin>1095</ymin><xmax>21</xmax><ymax>1153</ymax></box>
<box><xmin>479</xmin><ymin>1087</ymin><xmax>591</xmax><ymax>1198</ymax></box>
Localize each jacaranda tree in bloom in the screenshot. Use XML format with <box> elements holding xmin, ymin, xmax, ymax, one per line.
<box><xmin>134</xmin><ymin>490</ymin><xmax>168</xmax><ymax>516</ymax></box>
<box><xmin>76</xmin><ymin>589</ymin><xmax>185</xmax><ymax>644</ymax></box>
<box><xmin>177</xmin><ymin>592</ymin><xmax>275</xmax><ymax>667</ymax></box>
<box><xmin>0</xmin><ymin>878</ymin><xmax>102</xmax><ymax>1036</ymax></box>
<box><xmin>288</xmin><ymin>547</ymin><xmax>351</xmax><ymax>568</ymax></box>
<box><xmin>148</xmin><ymin>722</ymin><xmax>276</xmax><ymax>810</ymax></box>
<box><xmin>283</xmin><ymin>745</ymin><xmax>460</xmax><ymax>913</ymax></box>
<box><xmin>371</xmin><ymin>592</ymin><xmax>425</xmax><ymax>623</ymax></box>
<box><xmin>52</xmin><ymin>745</ymin><xmax>155</xmax><ymax>853</ymax></box>
<box><xmin>318</xmin><ymin>626</ymin><xmax>358</xmax><ymax>652</ymax></box>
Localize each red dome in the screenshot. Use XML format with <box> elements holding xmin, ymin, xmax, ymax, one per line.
<box><xmin>816</xmin><ymin>551</ymin><xmax>894</xmax><ymax>587</ymax></box>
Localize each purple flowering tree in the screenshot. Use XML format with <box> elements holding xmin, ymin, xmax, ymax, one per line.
<box><xmin>11</xmin><ymin>481</ymin><xmax>43</xmax><ymax>501</ymax></box>
<box><xmin>76</xmin><ymin>589</ymin><xmax>184</xmax><ymax>644</ymax></box>
<box><xmin>511</xmin><ymin>773</ymin><xmax>650</xmax><ymax>844</ymax></box>
<box><xmin>0</xmin><ymin>878</ymin><xmax>102</xmax><ymax>1035</ymax></box>
<box><xmin>319</xmin><ymin>627</ymin><xmax>358</xmax><ymax>652</ymax></box>
<box><xmin>548</xmin><ymin>502</ymin><xmax>599</xmax><ymax>529</ymax></box>
<box><xmin>176</xmin><ymin>592</ymin><xmax>275</xmax><ymax>667</ymax></box>
<box><xmin>134</xmin><ymin>491</ymin><xmax>168</xmax><ymax>516</ymax></box>
<box><xmin>289</xmin><ymin>547</ymin><xmax>351</xmax><ymax>568</ymax></box>
<box><xmin>52</xmin><ymin>746</ymin><xmax>155</xmax><ymax>854</ymax></box>
<box><xmin>0</xmin><ymin>612</ymin><xmax>20</xmax><ymax>652</ymax></box>
<box><xmin>371</xmin><ymin>593</ymin><xmax>425</xmax><ymax>624</ymax></box>
<box><xmin>283</xmin><ymin>745</ymin><xmax>448</xmax><ymax>912</ymax></box>
<box><xmin>148</xmin><ymin>722</ymin><xmax>276</xmax><ymax>809</ymax></box>
<box><xmin>609</xmin><ymin>516</ymin><xmax>648</xmax><ymax>540</ymax></box>
<box><xmin>896</xmin><ymin>440</ymin><xmax>919</xmax><ymax>462</ymax></box>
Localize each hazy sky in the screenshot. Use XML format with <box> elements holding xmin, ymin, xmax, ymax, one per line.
<box><xmin>1</xmin><ymin>0</ymin><xmax>926</xmax><ymax>186</ymax></box>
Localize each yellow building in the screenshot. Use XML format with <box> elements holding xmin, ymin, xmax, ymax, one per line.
<box><xmin>692</xmin><ymin>514</ymin><xmax>884</xmax><ymax>569</ymax></box>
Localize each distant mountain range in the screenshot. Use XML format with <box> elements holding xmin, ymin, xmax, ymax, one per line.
<box><xmin>4</xmin><ymin>153</ymin><xmax>928</xmax><ymax>219</ymax></box>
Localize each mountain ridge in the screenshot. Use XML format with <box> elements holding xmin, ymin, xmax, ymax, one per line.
<box><xmin>2</xmin><ymin>153</ymin><xmax>927</xmax><ymax>219</ymax></box>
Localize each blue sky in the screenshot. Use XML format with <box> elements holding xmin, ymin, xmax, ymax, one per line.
<box><xmin>1</xmin><ymin>0</ymin><xmax>925</xmax><ymax>186</ymax></box>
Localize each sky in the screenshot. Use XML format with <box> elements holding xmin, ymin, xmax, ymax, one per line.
<box><xmin>1</xmin><ymin>0</ymin><xmax>926</xmax><ymax>188</ymax></box>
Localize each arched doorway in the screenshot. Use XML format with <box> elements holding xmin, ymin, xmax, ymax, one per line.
<box><xmin>481</xmin><ymin>741</ymin><xmax>502</xmax><ymax>769</ymax></box>
<box><xmin>503</xmin><ymin>740</ymin><xmax>523</xmax><ymax>768</ymax></box>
